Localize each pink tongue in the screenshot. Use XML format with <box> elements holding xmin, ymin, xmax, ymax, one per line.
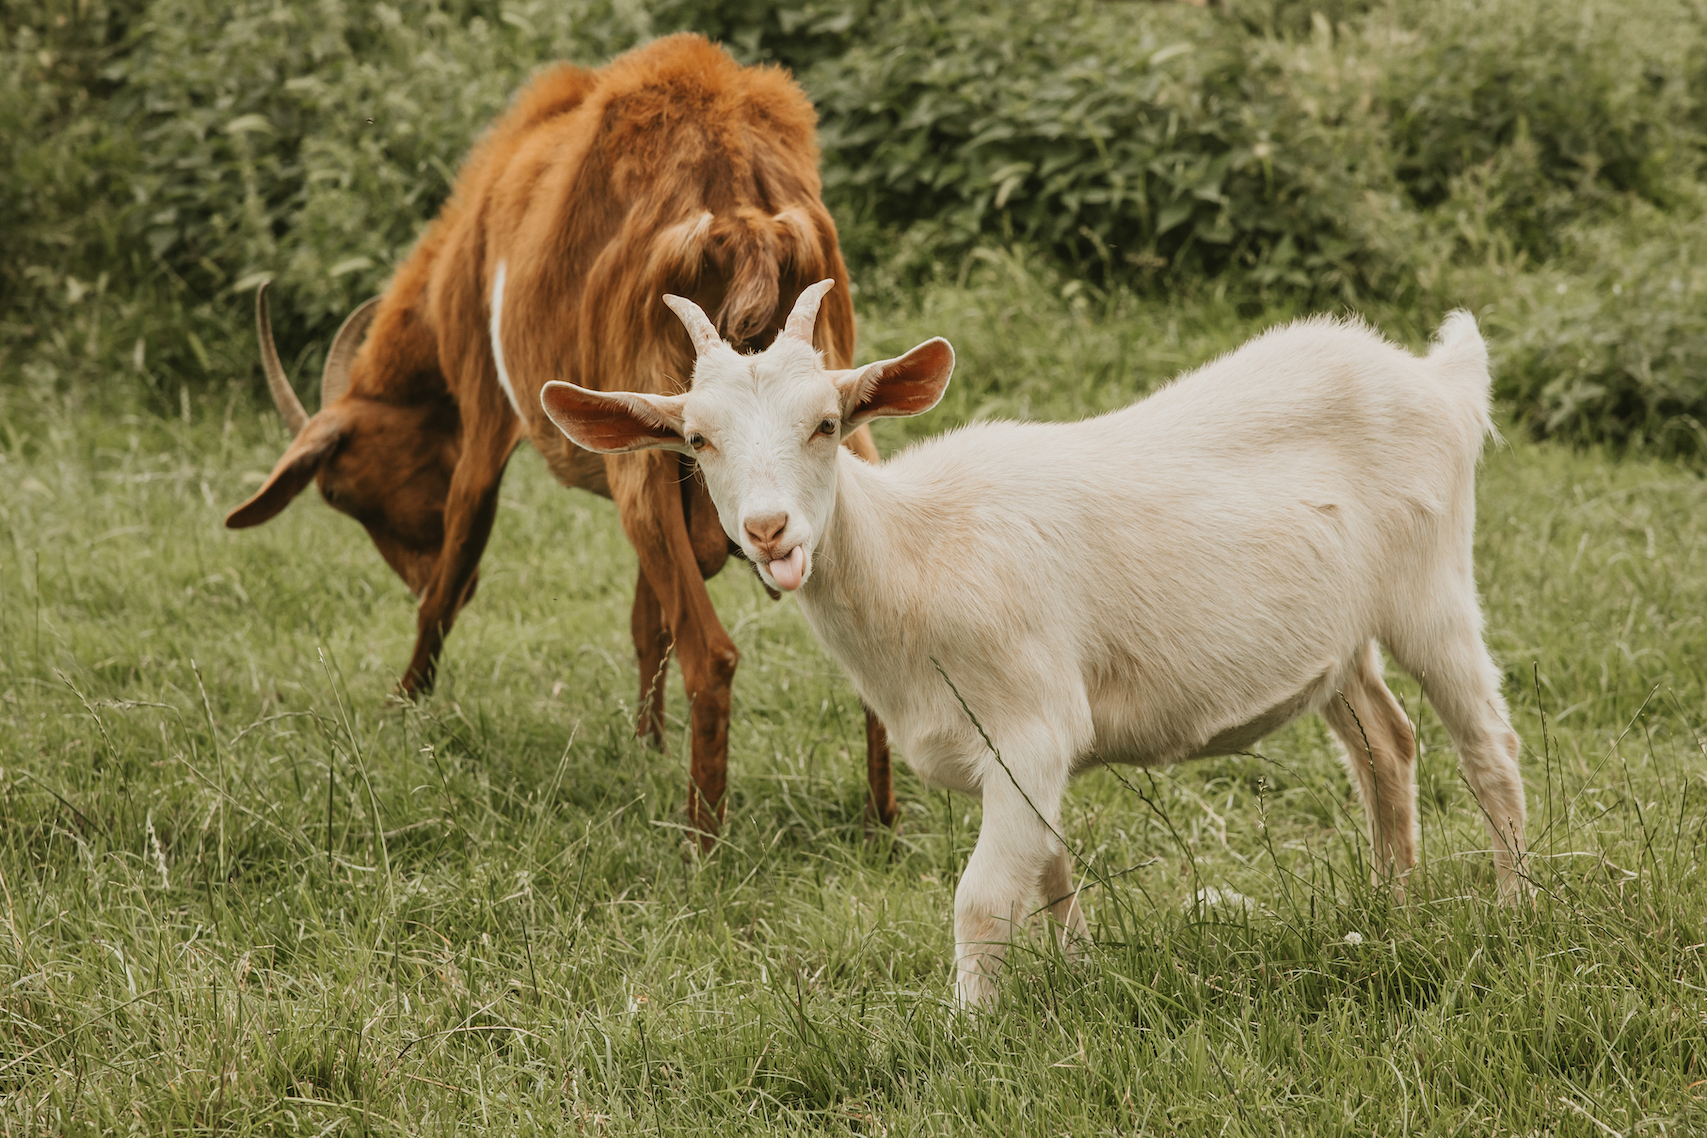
<box><xmin>769</xmin><ymin>546</ymin><xmax>805</xmax><ymax>591</ymax></box>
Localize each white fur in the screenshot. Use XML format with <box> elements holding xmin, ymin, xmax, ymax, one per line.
<box><xmin>543</xmin><ymin>304</ymin><xmax>1530</xmax><ymax>1006</ymax></box>
<box><xmin>488</xmin><ymin>261</ymin><xmax>526</xmax><ymax>419</ymax></box>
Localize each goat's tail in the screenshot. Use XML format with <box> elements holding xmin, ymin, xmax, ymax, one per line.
<box><xmin>1427</xmin><ymin>309</ymin><xmax>1495</xmax><ymax>440</ymax></box>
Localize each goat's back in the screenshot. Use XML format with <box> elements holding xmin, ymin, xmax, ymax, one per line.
<box><xmin>847</xmin><ymin>316</ymin><xmax>1494</xmax><ymax>762</ymax></box>
<box><xmin>343</xmin><ymin>34</ymin><xmax>854</xmax><ymax>488</ymax></box>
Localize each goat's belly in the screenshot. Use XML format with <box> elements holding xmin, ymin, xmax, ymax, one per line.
<box><xmin>1084</xmin><ymin>661</ymin><xmax>1339</xmax><ymax>771</ymax></box>
<box><xmin>1187</xmin><ymin>688</ymin><xmax>1318</xmax><ymax>759</ymax></box>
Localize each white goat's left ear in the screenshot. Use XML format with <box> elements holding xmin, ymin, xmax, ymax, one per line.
<box><xmin>838</xmin><ymin>338</ymin><xmax>955</xmax><ymax>428</ymax></box>
<box><xmin>540</xmin><ymin>381</ymin><xmax>691</xmax><ymax>454</ymax></box>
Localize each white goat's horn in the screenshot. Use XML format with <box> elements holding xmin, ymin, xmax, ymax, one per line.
<box><xmin>662</xmin><ymin>294</ymin><xmax>722</xmax><ymax>357</ymax></box>
<box><xmin>255</xmin><ymin>281</ymin><xmax>308</xmax><ymax>436</ymax></box>
<box><xmin>782</xmin><ymin>278</ymin><xmax>837</xmax><ymax>346</ymax></box>
<box><xmin>319</xmin><ymin>296</ymin><xmax>380</xmax><ymax>408</ymax></box>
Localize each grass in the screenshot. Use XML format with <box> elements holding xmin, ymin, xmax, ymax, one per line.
<box><xmin>2</xmin><ymin>270</ymin><xmax>1706</xmax><ymax>1134</ymax></box>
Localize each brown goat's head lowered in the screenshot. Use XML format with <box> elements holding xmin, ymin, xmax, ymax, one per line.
<box><xmin>226</xmin><ymin>284</ymin><xmax>457</xmax><ymax>598</ymax></box>
<box><xmin>224</xmin><ymin>34</ymin><xmax>899</xmax><ymax>847</ymax></box>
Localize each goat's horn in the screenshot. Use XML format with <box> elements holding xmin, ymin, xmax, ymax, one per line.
<box><xmin>662</xmin><ymin>293</ymin><xmax>723</xmax><ymax>357</ymax></box>
<box><xmin>255</xmin><ymin>281</ymin><xmax>308</xmax><ymax>436</ymax></box>
<box><xmin>782</xmin><ymin>279</ymin><xmax>837</xmax><ymax>346</ymax></box>
<box><xmin>319</xmin><ymin>296</ymin><xmax>380</xmax><ymax>408</ymax></box>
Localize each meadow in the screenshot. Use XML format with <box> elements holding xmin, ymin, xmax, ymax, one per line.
<box><xmin>8</xmin><ymin>0</ymin><xmax>1707</xmax><ymax>1131</ymax></box>
<box><xmin>3</xmin><ymin>261</ymin><xmax>1706</xmax><ymax>1134</ymax></box>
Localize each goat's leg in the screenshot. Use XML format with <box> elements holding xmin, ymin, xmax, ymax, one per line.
<box><xmin>1322</xmin><ymin>641</ymin><xmax>1419</xmax><ymax>894</ymax></box>
<box><xmin>863</xmin><ymin>706</ymin><xmax>899</xmax><ymax>833</ymax></box>
<box><xmin>608</xmin><ymin>450</ymin><xmax>738</xmax><ymax>848</ymax></box>
<box><xmin>629</xmin><ymin>465</ymin><xmax>726</xmax><ymax>746</ymax></box>
<box><xmin>1385</xmin><ymin>608</ymin><xmax>1528</xmax><ymax>898</ymax></box>
<box><xmin>1038</xmin><ymin>845</ymin><xmax>1088</xmax><ymax>957</ymax></box>
<box><xmin>631</xmin><ymin>571</ymin><xmax>669</xmax><ymax>748</ymax></box>
<box><xmin>683</xmin><ymin>463</ymin><xmax>731</xmax><ymax>580</ymax></box>
<box><xmin>400</xmin><ymin>418</ymin><xmax>519</xmax><ymax>697</ymax></box>
<box><xmin>954</xmin><ymin>758</ymin><xmax>1066</xmax><ymax>1007</ymax></box>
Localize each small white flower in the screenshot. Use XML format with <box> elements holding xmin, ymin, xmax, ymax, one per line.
<box><xmin>1343</xmin><ymin>930</ymin><xmax>1364</xmax><ymax>946</ymax></box>
<box><xmin>1188</xmin><ymin>887</ymin><xmax>1254</xmax><ymax>913</ymax></box>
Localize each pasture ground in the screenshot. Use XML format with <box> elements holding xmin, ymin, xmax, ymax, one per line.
<box><xmin>2</xmin><ymin>272</ymin><xmax>1706</xmax><ymax>1134</ymax></box>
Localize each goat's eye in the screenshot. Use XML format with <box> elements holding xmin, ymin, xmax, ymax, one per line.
<box><xmin>817</xmin><ymin>419</ymin><xmax>837</xmax><ymax>437</ymax></box>
<box><xmin>688</xmin><ymin>432</ymin><xmax>707</xmax><ymax>451</ymax></box>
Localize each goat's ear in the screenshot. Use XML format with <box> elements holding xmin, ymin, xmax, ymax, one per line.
<box><xmin>839</xmin><ymin>338</ymin><xmax>954</xmax><ymax>428</ymax></box>
<box><xmin>540</xmin><ymin>381</ymin><xmax>691</xmax><ymax>454</ymax></box>
<box><xmin>225</xmin><ymin>412</ymin><xmax>346</xmax><ymax>529</ymax></box>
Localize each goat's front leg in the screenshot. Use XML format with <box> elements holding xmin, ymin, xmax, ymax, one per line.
<box><xmin>631</xmin><ymin>571</ymin><xmax>669</xmax><ymax>748</ymax></box>
<box><xmin>954</xmin><ymin>763</ymin><xmax>1067</xmax><ymax>1007</ymax></box>
<box><xmin>608</xmin><ymin>450</ymin><xmax>739</xmax><ymax>849</ymax></box>
<box><xmin>400</xmin><ymin>410</ymin><xmax>519</xmax><ymax>697</ymax></box>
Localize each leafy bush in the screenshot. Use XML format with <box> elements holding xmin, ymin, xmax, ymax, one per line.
<box><xmin>99</xmin><ymin>0</ymin><xmax>662</xmax><ymax>328</ymax></box>
<box><xmin>808</xmin><ymin>1</ymin><xmax>1387</xmax><ymax>297</ymax></box>
<box><xmin>1370</xmin><ymin>0</ymin><xmax>1704</xmax><ymax>261</ymax></box>
<box><xmin>6</xmin><ymin>0</ymin><xmax>1707</xmax><ymax>456</ymax></box>
<box><xmin>808</xmin><ymin>0</ymin><xmax>1707</xmax><ymax>304</ymax></box>
<box><xmin>1481</xmin><ymin>198</ymin><xmax>1707</xmax><ymax>458</ymax></box>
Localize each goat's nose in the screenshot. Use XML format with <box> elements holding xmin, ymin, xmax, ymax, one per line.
<box><xmin>744</xmin><ymin>512</ymin><xmax>788</xmax><ymax>547</ymax></box>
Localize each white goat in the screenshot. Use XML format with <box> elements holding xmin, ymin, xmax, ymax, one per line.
<box><xmin>525</xmin><ymin>280</ymin><xmax>1529</xmax><ymax>1006</ymax></box>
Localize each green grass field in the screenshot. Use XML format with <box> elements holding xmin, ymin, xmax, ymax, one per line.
<box><xmin>3</xmin><ymin>275</ymin><xmax>1706</xmax><ymax>1134</ymax></box>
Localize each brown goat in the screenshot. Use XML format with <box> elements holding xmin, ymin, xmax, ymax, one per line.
<box><xmin>226</xmin><ymin>34</ymin><xmax>898</xmax><ymax>844</ymax></box>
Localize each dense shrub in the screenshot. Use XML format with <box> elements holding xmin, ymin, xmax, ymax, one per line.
<box><xmin>807</xmin><ymin>1</ymin><xmax>1382</xmax><ymax>296</ymax></box>
<box><xmin>1483</xmin><ymin>197</ymin><xmax>1707</xmax><ymax>458</ymax></box>
<box><xmin>1371</xmin><ymin>0</ymin><xmax>1703</xmax><ymax>260</ymax></box>
<box><xmin>5</xmin><ymin>0</ymin><xmax>1707</xmax><ymax>454</ymax></box>
<box><xmin>808</xmin><ymin>0</ymin><xmax>1707</xmax><ymax>300</ymax></box>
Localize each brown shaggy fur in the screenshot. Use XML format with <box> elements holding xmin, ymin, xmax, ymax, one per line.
<box><xmin>226</xmin><ymin>35</ymin><xmax>897</xmax><ymax>842</ymax></box>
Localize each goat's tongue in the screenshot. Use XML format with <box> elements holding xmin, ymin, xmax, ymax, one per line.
<box><xmin>769</xmin><ymin>546</ymin><xmax>805</xmax><ymax>591</ymax></box>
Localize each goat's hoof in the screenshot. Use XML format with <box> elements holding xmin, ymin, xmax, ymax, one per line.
<box><xmin>680</xmin><ymin>806</ymin><xmax>722</xmax><ymax>860</ymax></box>
<box><xmin>862</xmin><ymin>805</ymin><xmax>902</xmax><ymax>849</ymax></box>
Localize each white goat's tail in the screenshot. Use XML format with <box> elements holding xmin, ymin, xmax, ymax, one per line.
<box><xmin>1428</xmin><ymin>309</ymin><xmax>1495</xmax><ymax>439</ymax></box>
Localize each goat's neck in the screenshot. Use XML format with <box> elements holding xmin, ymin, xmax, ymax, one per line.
<box><xmin>797</xmin><ymin>451</ymin><xmax>930</xmax><ymax>636</ymax></box>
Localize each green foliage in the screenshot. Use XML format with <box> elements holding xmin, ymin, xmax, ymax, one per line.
<box><xmin>7</xmin><ymin>0</ymin><xmax>1707</xmax><ymax>452</ymax></box>
<box><xmin>93</xmin><ymin>0</ymin><xmax>657</xmax><ymax>327</ymax></box>
<box><xmin>810</xmin><ymin>1</ymin><xmax>1383</xmax><ymax>295</ymax></box>
<box><xmin>1481</xmin><ymin>198</ymin><xmax>1707</xmax><ymax>458</ymax></box>
<box><xmin>1371</xmin><ymin>0</ymin><xmax>1703</xmax><ymax>258</ymax></box>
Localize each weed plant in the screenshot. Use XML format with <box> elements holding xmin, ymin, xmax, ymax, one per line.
<box><xmin>2</xmin><ymin>275</ymin><xmax>1705</xmax><ymax>1133</ymax></box>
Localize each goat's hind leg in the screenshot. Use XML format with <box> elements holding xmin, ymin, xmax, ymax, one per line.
<box><xmin>1322</xmin><ymin>641</ymin><xmax>1420</xmax><ymax>894</ymax></box>
<box><xmin>1038</xmin><ymin>845</ymin><xmax>1088</xmax><ymax>957</ymax></box>
<box><xmin>1385</xmin><ymin>610</ymin><xmax>1528</xmax><ymax>899</ymax></box>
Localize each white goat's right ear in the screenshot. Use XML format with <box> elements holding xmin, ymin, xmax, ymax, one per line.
<box><xmin>540</xmin><ymin>382</ymin><xmax>691</xmax><ymax>454</ymax></box>
<box><xmin>838</xmin><ymin>338</ymin><xmax>955</xmax><ymax>428</ymax></box>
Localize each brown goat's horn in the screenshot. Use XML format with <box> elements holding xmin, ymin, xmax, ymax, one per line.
<box><xmin>662</xmin><ymin>294</ymin><xmax>723</xmax><ymax>357</ymax></box>
<box><xmin>782</xmin><ymin>279</ymin><xmax>836</xmax><ymax>347</ymax></box>
<box><xmin>255</xmin><ymin>281</ymin><xmax>308</xmax><ymax>436</ymax></box>
<box><xmin>319</xmin><ymin>296</ymin><xmax>380</xmax><ymax>408</ymax></box>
